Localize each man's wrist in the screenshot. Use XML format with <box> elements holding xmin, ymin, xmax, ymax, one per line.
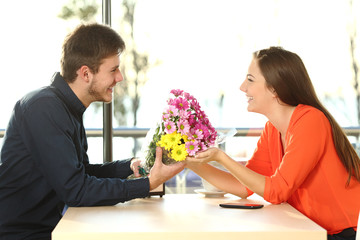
<box><xmin>148</xmin><ymin>175</ymin><xmax>162</xmax><ymax>191</ymax></box>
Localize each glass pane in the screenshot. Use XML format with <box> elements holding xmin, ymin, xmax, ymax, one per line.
<box><xmin>0</xmin><ymin>0</ymin><xmax>106</xmax><ymax>157</ymax></box>
<box><xmin>0</xmin><ymin>1</ymin><xmax>66</xmax><ymax>129</ymax></box>
<box><xmin>110</xmin><ymin>0</ymin><xmax>360</xmax><ymax>130</ymax></box>
<box><xmin>1</xmin><ymin>0</ymin><xmax>359</xmax><ymax>168</ymax></box>
<box><xmin>109</xmin><ymin>0</ymin><xmax>360</xmax><ymax>193</ymax></box>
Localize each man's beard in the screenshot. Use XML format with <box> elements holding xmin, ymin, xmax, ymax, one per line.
<box><xmin>88</xmin><ymin>81</ymin><xmax>107</xmax><ymax>102</ymax></box>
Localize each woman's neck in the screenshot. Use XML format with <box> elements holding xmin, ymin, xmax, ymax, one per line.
<box><xmin>267</xmin><ymin>105</ymin><xmax>297</xmax><ymax>137</ymax></box>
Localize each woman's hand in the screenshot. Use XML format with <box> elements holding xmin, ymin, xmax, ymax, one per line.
<box><xmin>186</xmin><ymin>147</ymin><xmax>224</xmax><ymax>164</ymax></box>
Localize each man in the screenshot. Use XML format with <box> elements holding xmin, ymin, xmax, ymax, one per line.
<box><xmin>0</xmin><ymin>23</ymin><xmax>184</xmax><ymax>240</ymax></box>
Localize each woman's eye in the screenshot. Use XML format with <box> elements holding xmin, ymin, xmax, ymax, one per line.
<box><xmin>247</xmin><ymin>78</ymin><xmax>254</xmax><ymax>82</ymax></box>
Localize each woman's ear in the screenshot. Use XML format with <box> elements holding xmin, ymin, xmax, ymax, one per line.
<box><xmin>267</xmin><ymin>86</ymin><xmax>277</xmax><ymax>98</ymax></box>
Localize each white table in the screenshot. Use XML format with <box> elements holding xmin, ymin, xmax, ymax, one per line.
<box><xmin>52</xmin><ymin>193</ymin><xmax>327</xmax><ymax>240</ymax></box>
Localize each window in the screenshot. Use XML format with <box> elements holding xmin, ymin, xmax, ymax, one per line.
<box><xmin>1</xmin><ymin>0</ymin><xmax>359</xmax><ymax>168</ymax></box>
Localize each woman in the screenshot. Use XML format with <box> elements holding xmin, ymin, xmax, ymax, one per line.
<box><xmin>187</xmin><ymin>47</ymin><xmax>360</xmax><ymax>240</ymax></box>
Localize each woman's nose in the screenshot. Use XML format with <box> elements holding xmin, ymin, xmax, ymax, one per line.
<box><xmin>239</xmin><ymin>80</ymin><xmax>246</xmax><ymax>92</ymax></box>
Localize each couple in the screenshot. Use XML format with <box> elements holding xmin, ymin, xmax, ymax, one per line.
<box><xmin>0</xmin><ymin>23</ymin><xmax>359</xmax><ymax>240</ymax></box>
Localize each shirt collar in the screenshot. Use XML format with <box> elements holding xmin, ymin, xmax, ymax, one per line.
<box><xmin>50</xmin><ymin>72</ymin><xmax>86</xmax><ymax>119</ymax></box>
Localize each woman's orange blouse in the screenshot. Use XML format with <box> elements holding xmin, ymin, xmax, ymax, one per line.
<box><xmin>246</xmin><ymin>104</ymin><xmax>360</xmax><ymax>234</ymax></box>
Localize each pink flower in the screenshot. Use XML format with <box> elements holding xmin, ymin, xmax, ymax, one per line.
<box><xmin>170</xmin><ymin>89</ymin><xmax>183</xmax><ymax>97</ymax></box>
<box><xmin>162</xmin><ymin>113</ymin><xmax>170</xmax><ymax>121</ymax></box>
<box><xmin>209</xmin><ymin>132</ymin><xmax>217</xmax><ymax>144</ymax></box>
<box><xmin>196</xmin><ymin>109</ymin><xmax>207</xmax><ymax>121</ymax></box>
<box><xmin>196</xmin><ymin>123</ymin><xmax>210</xmax><ymax>139</ymax></box>
<box><xmin>167</xmin><ymin>105</ymin><xmax>179</xmax><ymax>117</ymax></box>
<box><xmin>178</xmin><ymin>109</ymin><xmax>190</xmax><ymax>119</ymax></box>
<box><xmin>198</xmin><ymin>142</ymin><xmax>207</xmax><ymax>151</ymax></box>
<box><xmin>177</xmin><ymin>119</ymin><xmax>190</xmax><ymax>135</ymax></box>
<box><xmin>194</xmin><ymin>123</ymin><xmax>204</xmax><ymax>132</ymax></box>
<box><xmin>189</xmin><ymin>128</ymin><xmax>203</xmax><ymax>141</ymax></box>
<box><xmin>174</xmin><ymin>98</ymin><xmax>189</xmax><ymax>111</ymax></box>
<box><xmin>151</xmin><ymin>89</ymin><xmax>218</xmax><ymax>164</ymax></box>
<box><xmin>167</xmin><ymin>98</ymin><xmax>175</xmax><ymax>106</ymax></box>
<box><xmin>186</xmin><ymin>140</ymin><xmax>199</xmax><ymax>156</ymax></box>
<box><xmin>164</xmin><ymin>121</ymin><xmax>176</xmax><ymax>134</ymax></box>
<box><xmin>187</xmin><ymin>114</ymin><xmax>197</xmax><ymax>126</ymax></box>
<box><xmin>191</xmin><ymin>100</ymin><xmax>200</xmax><ymax>111</ymax></box>
<box><xmin>183</xmin><ymin>92</ymin><xmax>195</xmax><ymax>102</ymax></box>
<box><xmin>201</xmin><ymin>117</ymin><xmax>210</xmax><ymax>126</ymax></box>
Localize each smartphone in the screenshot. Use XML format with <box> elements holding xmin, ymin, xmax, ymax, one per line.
<box><xmin>219</xmin><ymin>203</ymin><xmax>264</xmax><ymax>209</ymax></box>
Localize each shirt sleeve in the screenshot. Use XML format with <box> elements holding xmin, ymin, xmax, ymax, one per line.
<box><xmin>85</xmin><ymin>159</ymin><xmax>134</xmax><ymax>179</ymax></box>
<box><xmin>18</xmin><ymin>97</ymin><xmax>149</xmax><ymax>206</ymax></box>
<box><xmin>263</xmin><ymin>109</ymin><xmax>330</xmax><ymax>204</ymax></box>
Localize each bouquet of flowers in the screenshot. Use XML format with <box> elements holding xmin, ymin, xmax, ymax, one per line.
<box><xmin>140</xmin><ymin>89</ymin><xmax>217</xmax><ymax>174</ymax></box>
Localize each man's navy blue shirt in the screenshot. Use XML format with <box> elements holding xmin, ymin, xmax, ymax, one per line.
<box><xmin>0</xmin><ymin>73</ymin><xmax>149</xmax><ymax>240</ymax></box>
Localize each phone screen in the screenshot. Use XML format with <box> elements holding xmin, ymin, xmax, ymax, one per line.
<box><xmin>219</xmin><ymin>203</ymin><xmax>264</xmax><ymax>209</ymax></box>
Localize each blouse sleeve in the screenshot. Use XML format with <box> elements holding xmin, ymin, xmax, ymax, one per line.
<box><xmin>245</xmin><ymin>122</ymin><xmax>274</xmax><ymax>196</ymax></box>
<box><xmin>263</xmin><ymin>109</ymin><xmax>330</xmax><ymax>204</ymax></box>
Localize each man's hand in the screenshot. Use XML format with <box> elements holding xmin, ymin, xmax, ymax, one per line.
<box><xmin>148</xmin><ymin>147</ymin><xmax>185</xmax><ymax>190</ymax></box>
<box><xmin>130</xmin><ymin>158</ymin><xmax>142</xmax><ymax>178</ymax></box>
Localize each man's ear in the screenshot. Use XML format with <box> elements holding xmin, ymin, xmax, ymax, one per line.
<box><xmin>78</xmin><ymin>65</ymin><xmax>91</xmax><ymax>83</ymax></box>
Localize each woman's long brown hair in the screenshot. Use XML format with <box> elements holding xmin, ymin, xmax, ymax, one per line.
<box><xmin>254</xmin><ymin>46</ymin><xmax>360</xmax><ymax>186</ymax></box>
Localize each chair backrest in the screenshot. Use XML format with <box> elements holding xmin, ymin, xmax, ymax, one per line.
<box><xmin>356</xmin><ymin>211</ymin><xmax>360</xmax><ymax>240</ymax></box>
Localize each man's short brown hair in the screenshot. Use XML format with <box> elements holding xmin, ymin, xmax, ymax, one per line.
<box><xmin>60</xmin><ymin>23</ymin><xmax>125</xmax><ymax>83</ymax></box>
